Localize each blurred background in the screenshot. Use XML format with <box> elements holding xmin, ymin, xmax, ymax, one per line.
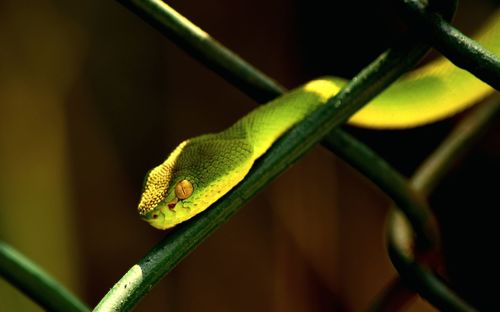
<box><xmin>0</xmin><ymin>0</ymin><xmax>498</xmax><ymax>311</ymax></box>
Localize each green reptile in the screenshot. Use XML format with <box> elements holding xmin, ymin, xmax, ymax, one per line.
<box><xmin>138</xmin><ymin>9</ymin><xmax>499</xmax><ymax>230</ymax></box>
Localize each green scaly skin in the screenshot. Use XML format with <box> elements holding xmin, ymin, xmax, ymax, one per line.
<box><xmin>138</xmin><ymin>11</ymin><xmax>499</xmax><ymax>230</ymax></box>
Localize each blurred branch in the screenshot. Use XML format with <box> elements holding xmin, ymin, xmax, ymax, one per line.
<box><xmin>0</xmin><ymin>241</ymin><xmax>89</xmax><ymax>312</ymax></box>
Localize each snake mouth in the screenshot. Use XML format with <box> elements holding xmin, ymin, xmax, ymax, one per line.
<box><xmin>141</xmin><ymin>209</ymin><xmax>160</xmax><ymax>221</ymax></box>
<box><xmin>141</xmin><ymin>208</ymin><xmax>168</xmax><ymax>230</ymax></box>
<box><xmin>141</xmin><ymin>202</ymin><xmax>182</xmax><ymax>230</ymax></box>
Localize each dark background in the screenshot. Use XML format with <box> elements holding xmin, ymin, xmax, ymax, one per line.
<box><xmin>0</xmin><ymin>0</ymin><xmax>498</xmax><ymax>310</ymax></box>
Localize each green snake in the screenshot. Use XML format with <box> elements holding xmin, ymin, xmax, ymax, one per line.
<box><xmin>138</xmin><ymin>10</ymin><xmax>499</xmax><ymax>230</ymax></box>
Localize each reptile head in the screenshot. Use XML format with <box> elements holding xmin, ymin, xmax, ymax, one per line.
<box><xmin>138</xmin><ymin>135</ymin><xmax>253</xmax><ymax>230</ymax></box>
<box><xmin>138</xmin><ymin>140</ymin><xmax>200</xmax><ymax>229</ymax></box>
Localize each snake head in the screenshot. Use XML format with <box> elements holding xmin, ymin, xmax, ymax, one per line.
<box><xmin>138</xmin><ymin>135</ymin><xmax>254</xmax><ymax>230</ymax></box>
<box><xmin>139</xmin><ymin>170</ymin><xmax>198</xmax><ymax>230</ymax></box>
<box><xmin>138</xmin><ymin>141</ymin><xmax>197</xmax><ymax>230</ymax></box>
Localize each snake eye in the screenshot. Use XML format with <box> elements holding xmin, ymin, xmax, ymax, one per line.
<box><xmin>175</xmin><ymin>179</ymin><xmax>193</xmax><ymax>199</ymax></box>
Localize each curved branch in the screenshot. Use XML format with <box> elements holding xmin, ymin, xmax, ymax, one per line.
<box><xmin>0</xmin><ymin>242</ymin><xmax>89</xmax><ymax>312</ymax></box>
<box><xmin>400</xmin><ymin>0</ymin><xmax>500</xmax><ymax>89</ymax></box>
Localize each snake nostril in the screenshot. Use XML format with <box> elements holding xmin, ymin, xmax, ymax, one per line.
<box><xmin>152</xmin><ymin>214</ymin><xmax>158</xmax><ymax>219</ymax></box>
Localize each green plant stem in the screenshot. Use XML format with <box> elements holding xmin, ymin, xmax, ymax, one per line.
<box><xmin>400</xmin><ymin>0</ymin><xmax>500</xmax><ymax>90</ymax></box>
<box><xmin>95</xmin><ymin>34</ymin><xmax>434</xmax><ymax>312</ymax></box>
<box><xmin>0</xmin><ymin>241</ymin><xmax>89</xmax><ymax>312</ymax></box>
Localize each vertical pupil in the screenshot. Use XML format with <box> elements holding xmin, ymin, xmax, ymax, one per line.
<box><xmin>175</xmin><ymin>179</ymin><xmax>193</xmax><ymax>199</ymax></box>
